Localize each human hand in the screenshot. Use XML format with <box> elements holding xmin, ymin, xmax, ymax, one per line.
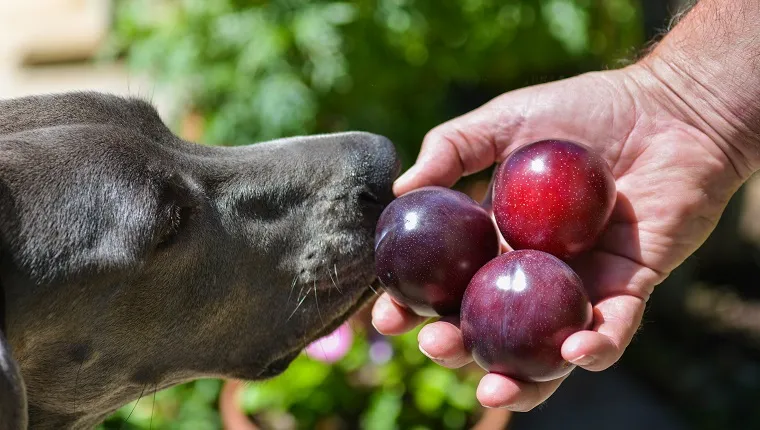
<box><xmin>371</xmin><ymin>62</ymin><xmax>755</xmax><ymax>410</ymax></box>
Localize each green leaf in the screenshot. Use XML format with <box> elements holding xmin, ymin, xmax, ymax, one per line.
<box><xmin>541</xmin><ymin>0</ymin><xmax>589</xmax><ymax>55</ymax></box>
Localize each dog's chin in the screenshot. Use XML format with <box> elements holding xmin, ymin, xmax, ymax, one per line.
<box><xmin>255</xmin><ymin>280</ymin><xmax>379</xmax><ymax>380</ymax></box>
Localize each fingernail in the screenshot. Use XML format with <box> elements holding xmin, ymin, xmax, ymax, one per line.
<box><xmin>419</xmin><ymin>328</ymin><xmax>436</xmax><ymax>345</ymax></box>
<box><xmin>480</xmin><ymin>380</ymin><xmax>498</xmax><ymax>396</ymax></box>
<box><xmin>482</xmin><ymin>403</ymin><xmax>513</xmax><ymax>410</ymax></box>
<box><xmin>371</xmin><ymin>300</ymin><xmax>390</xmax><ymax>331</ymax></box>
<box><xmin>478</xmin><ymin>379</ymin><xmax>512</xmax><ymax>409</ymax></box>
<box><xmin>418</xmin><ymin>329</ymin><xmax>437</xmax><ymax>358</ymax></box>
<box><xmin>572</xmin><ymin>355</ymin><xmax>595</xmax><ymax>366</ymax></box>
<box><xmin>374</xmin><ymin>297</ymin><xmax>389</xmax><ymax>317</ymax></box>
<box><xmin>418</xmin><ymin>344</ymin><xmax>435</xmax><ymax>360</ymax></box>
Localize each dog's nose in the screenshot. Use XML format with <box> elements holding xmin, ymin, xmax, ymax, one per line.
<box><xmin>352</xmin><ymin>132</ymin><xmax>401</xmax><ymax>206</ymax></box>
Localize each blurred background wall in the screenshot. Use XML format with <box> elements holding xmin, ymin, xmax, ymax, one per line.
<box><xmin>6</xmin><ymin>1</ymin><xmax>760</xmax><ymax>429</ymax></box>
<box><xmin>0</xmin><ymin>0</ymin><xmax>174</xmax><ymax>117</ymax></box>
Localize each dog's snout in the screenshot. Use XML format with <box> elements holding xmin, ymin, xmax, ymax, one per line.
<box><xmin>353</xmin><ymin>132</ymin><xmax>401</xmax><ymax>206</ymax></box>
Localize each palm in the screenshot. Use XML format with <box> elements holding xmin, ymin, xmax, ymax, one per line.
<box><xmin>498</xmin><ymin>70</ymin><xmax>742</xmax><ymax>303</ymax></box>
<box><xmin>375</xmin><ymin>68</ymin><xmax>745</xmax><ymax>410</ymax></box>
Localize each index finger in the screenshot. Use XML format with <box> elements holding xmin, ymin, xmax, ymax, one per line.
<box><xmin>371</xmin><ymin>292</ymin><xmax>427</xmax><ymax>335</ymax></box>
<box><xmin>393</xmin><ymin>102</ymin><xmax>517</xmax><ymax>196</ymax></box>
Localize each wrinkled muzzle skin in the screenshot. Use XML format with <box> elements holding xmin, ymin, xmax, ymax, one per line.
<box><xmin>0</xmin><ymin>92</ymin><xmax>400</xmax><ymax>428</ymax></box>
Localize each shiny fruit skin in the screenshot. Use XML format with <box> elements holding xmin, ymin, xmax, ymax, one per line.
<box><xmin>375</xmin><ymin>186</ymin><xmax>500</xmax><ymax>317</ymax></box>
<box><xmin>461</xmin><ymin>250</ymin><xmax>593</xmax><ymax>382</ymax></box>
<box><xmin>492</xmin><ymin>139</ymin><xmax>616</xmax><ymax>260</ymax></box>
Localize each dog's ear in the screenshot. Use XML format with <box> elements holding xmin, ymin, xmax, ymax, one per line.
<box><xmin>0</xmin><ymin>146</ymin><xmax>27</xmax><ymax>429</ymax></box>
<box><xmin>0</xmin><ymin>300</ymin><xmax>27</xmax><ymax>429</ymax></box>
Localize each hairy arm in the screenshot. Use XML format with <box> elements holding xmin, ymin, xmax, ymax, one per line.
<box><xmin>633</xmin><ymin>0</ymin><xmax>760</xmax><ymax>177</ymax></box>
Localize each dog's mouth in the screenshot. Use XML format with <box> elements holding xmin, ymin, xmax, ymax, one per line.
<box><xmin>256</xmin><ymin>278</ymin><xmax>379</xmax><ymax>379</ymax></box>
<box><xmin>256</xmin><ymin>350</ymin><xmax>303</xmax><ymax>379</ymax></box>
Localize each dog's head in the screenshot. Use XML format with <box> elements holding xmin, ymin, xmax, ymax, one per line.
<box><xmin>0</xmin><ymin>92</ymin><xmax>399</xmax><ymax>427</ymax></box>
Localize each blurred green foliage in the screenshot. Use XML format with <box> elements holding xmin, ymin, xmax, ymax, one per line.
<box><xmin>102</xmin><ymin>0</ymin><xmax>645</xmax><ymax>428</ymax></box>
<box><xmin>106</xmin><ymin>0</ymin><xmax>643</xmax><ymax>167</ymax></box>
<box><xmin>101</xmin><ymin>379</ymin><xmax>224</xmax><ymax>429</ymax></box>
<box><xmin>100</xmin><ymin>325</ymin><xmax>485</xmax><ymax>429</ymax></box>
<box><xmin>235</xmin><ymin>326</ymin><xmax>482</xmax><ymax>429</ymax></box>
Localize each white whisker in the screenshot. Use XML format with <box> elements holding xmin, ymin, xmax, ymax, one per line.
<box><xmin>368</xmin><ymin>283</ymin><xmax>379</xmax><ymax>296</ymax></box>
<box><xmin>314</xmin><ymin>280</ymin><xmax>325</xmax><ymax>325</ymax></box>
<box><xmin>287</xmin><ymin>274</ymin><xmax>299</xmax><ymax>303</ymax></box>
<box><xmin>296</xmin><ymin>282</ymin><xmax>308</xmax><ymax>303</ymax></box>
<box><xmin>287</xmin><ymin>292</ymin><xmax>309</xmax><ymax>322</ymax></box>
<box><xmin>327</xmin><ymin>265</ymin><xmax>342</xmax><ymax>294</ymax></box>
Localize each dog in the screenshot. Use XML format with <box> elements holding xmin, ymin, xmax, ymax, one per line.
<box><xmin>0</xmin><ymin>91</ymin><xmax>399</xmax><ymax>429</ymax></box>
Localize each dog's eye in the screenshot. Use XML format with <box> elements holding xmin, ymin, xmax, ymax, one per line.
<box><xmin>239</xmin><ymin>196</ymin><xmax>290</xmax><ymax>222</ymax></box>
<box><xmin>155</xmin><ymin>174</ymin><xmax>198</xmax><ymax>250</ymax></box>
<box><xmin>237</xmin><ymin>189</ymin><xmax>307</xmax><ymax>222</ymax></box>
<box><xmin>156</xmin><ymin>203</ymin><xmax>192</xmax><ymax>249</ymax></box>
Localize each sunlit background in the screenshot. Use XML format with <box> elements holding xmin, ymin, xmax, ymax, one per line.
<box><xmin>3</xmin><ymin>0</ymin><xmax>760</xmax><ymax>429</ymax></box>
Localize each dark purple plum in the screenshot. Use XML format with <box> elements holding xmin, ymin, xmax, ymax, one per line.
<box><xmin>461</xmin><ymin>250</ymin><xmax>593</xmax><ymax>382</ymax></box>
<box><xmin>374</xmin><ymin>186</ymin><xmax>500</xmax><ymax>317</ymax></box>
<box><xmin>492</xmin><ymin>139</ymin><xmax>616</xmax><ymax>260</ymax></box>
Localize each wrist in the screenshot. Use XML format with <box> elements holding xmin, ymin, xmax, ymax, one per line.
<box><xmin>626</xmin><ymin>51</ymin><xmax>760</xmax><ymax>179</ymax></box>
<box><xmin>622</xmin><ymin>0</ymin><xmax>760</xmax><ymax>178</ymax></box>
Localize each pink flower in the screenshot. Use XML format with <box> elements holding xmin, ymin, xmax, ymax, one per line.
<box><xmin>304</xmin><ymin>322</ymin><xmax>354</xmax><ymax>363</ymax></box>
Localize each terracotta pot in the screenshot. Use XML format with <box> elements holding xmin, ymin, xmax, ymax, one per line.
<box><xmin>219</xmin><ymin>380</ymin><xmax>258</xmax><ymax>430</ymax></box>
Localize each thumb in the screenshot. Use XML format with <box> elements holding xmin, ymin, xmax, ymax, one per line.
<box><xmin>393</xmin><ymin>99</ymin><xmax>523</xmax><ymax>196</ymax></box>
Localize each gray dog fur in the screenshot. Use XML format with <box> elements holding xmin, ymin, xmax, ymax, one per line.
<box><xmin>0</xmin><ymin>92</ymin><xmax>399</xmax><ymax>429</ymax></box>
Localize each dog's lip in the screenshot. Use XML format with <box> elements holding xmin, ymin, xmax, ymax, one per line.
<box><xmin>256</xmin><ymin>349</ymin><xmax>302</xmax><ymax>378</ymax></box>
<box><xmin>309</xmin><ymin>280</ymin><xmax>377</xmax><ymax>341</ymax></box>
<box><xmin>256</xmin><ymin>280</ymin><xmax>379</xmax><ymax>379</ymax></box>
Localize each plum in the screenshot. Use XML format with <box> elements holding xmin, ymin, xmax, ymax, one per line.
<box><xmin>492</xmin><ymin>139</ymin><xmax>616</xmax><ymax>260</ymax></box>
<box><xmin>461</xmin><ymin>249</ymin><xmax>593</xmax><ymax>382</ymax></box>
<box><xmin>375</xmin><ymin>186</ymin><xmax>500</xmax><ymax>317</ymax></box>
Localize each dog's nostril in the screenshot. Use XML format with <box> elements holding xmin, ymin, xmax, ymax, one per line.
<box><xmin>353</xmin><ymin>132</ymin><xmax>400</xmax><ymax>206</ymax></box>
<box><xmin>358</xmin><ymin>188</ymin><xmax>387</xmax><ymax>227</ymax></box>
<box><xmin>359</xmin><ymin>190</ymin><xmax>382</xmax><ymax>206</ymax></box>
